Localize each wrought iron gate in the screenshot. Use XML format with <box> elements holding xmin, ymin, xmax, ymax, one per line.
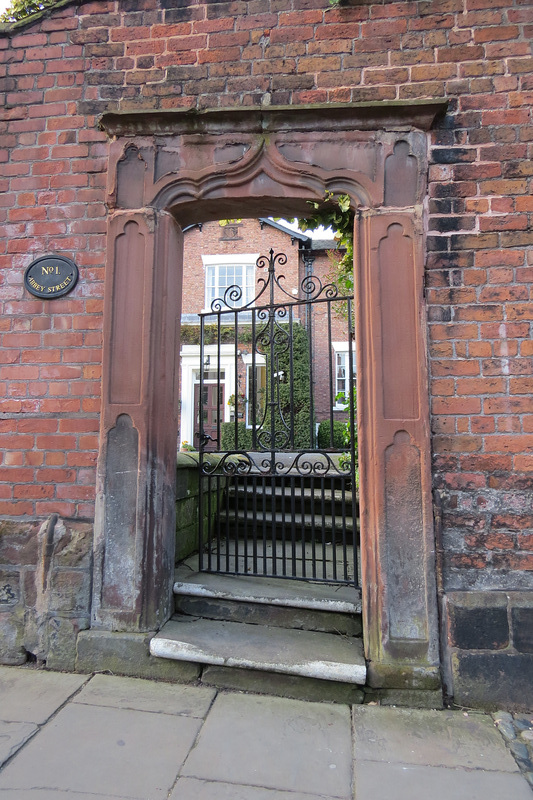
<box><xmin>196</xmin><ymin>249</ymin><xmax>359</xmax><ymax>586</ymax></box>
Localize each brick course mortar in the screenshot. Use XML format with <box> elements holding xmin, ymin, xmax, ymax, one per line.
<box><xmin>0</xmin><ymin>0</ymin><xmax>532</xmax><ymax>589</ymax></box>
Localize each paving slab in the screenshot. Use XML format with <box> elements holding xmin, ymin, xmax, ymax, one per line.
<box><xmin>171</xmin><ymin>777</ymin><xmax>341</xmax><ymax>800</ymax></box>
<box><xmin>0</xmin><ymin>721</ymin><xmax>38</xmax><ymax>768</ymax></box>
<box><xmin>72</xmin><ymin>673</ymin><xmax>216</xmax><ymax>717</ymax></box>
<box><xmin>354</xmin><ymin>761</ymin><xmax>533</xmax><ymax>800</ymax></box>
<box><xmin>181</xmin><ymin>692</ymin><xmax>352</xmax><ymax>798</ymax></box>
<box><xmin>0</xmin><ymin>791</ymin><xmax>131</xmax><ymax>799</ymax></box>
<box><xmin>353</xmin><ymin>706</ymin><xmax>519</xmax><ymax>772</ymax></box>
<box><xmin>0</xmin><ymin>667</ymin><xmax>87</xmax><ymax>724</ymax></box>
<box><xmin>0</xmin><ymin>702</ymin><xmax>201</xmax><ymax>799</ymax></box>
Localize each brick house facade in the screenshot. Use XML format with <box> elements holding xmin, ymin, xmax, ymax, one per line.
<box><xmin>0</xmin><ymin>0</ymin><xmax>532</xmax><ymax>708</ymax></box>
<box><xmin>179</xmin><ymin>217</ymin><xmax>349</xmax><ymax>448</ymax></box>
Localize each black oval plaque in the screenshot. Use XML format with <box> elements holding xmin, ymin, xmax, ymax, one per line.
<box><xmin>24</xmin><ymin>255</ymin><xmax>79</xmax><ymax>299</ymax></box>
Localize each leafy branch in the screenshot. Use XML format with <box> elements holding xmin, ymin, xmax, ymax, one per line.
<box><xmin>219</xmin><ymin>191</ymin><xmax>355</xmax><ymax>295</ymax></box>
<box><xmin>0</xmin><ymin>0</ymin><xmax>58</xmax><ymax>23</ymax></box>
<box><xmin>292</xmin><ymin>191</ymin><xmax>354</xmax><ymax>295</ymax></box>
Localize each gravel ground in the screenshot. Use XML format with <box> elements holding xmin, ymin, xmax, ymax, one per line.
<box><xmin>493</xmin><ymin>710</ymin><xmax>533</xmax><ymax>791</ymax></box>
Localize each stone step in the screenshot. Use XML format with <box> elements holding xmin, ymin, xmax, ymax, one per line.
<box><xmin>228</xmin><ymin>483</ymin><xmax>358</xmax><ymax>517</ymax></box>
<box><xmin>174</xmin><ymin>568</ymin><xmax>362</xmax><ymax>634</ymax></box>
<box><xmin>182</xmin><ymin>541</ymin><xmax>359</xmax><ymax>583</ymax></box>
<box><xmin>150</xmin><ymin>617</ymin><xmax>366</xmax><ymax>685</ymax></box>
<box><xmin>224</xmin><ymin>508</ymin><xmax>360</xmax><ymax>535</ymax></box>
<box><xmin>201</xmin><ymin>464</ymin><xmax>355</xmax><ymax>492</ymax></box>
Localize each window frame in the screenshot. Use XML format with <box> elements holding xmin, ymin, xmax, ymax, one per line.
<box><xmin>202</xmin><ymin>253</ymin><xmax>259</xmax><ymax>313</ymax></box>
<box><xmin>332</xmin><ymin>341</ymin><xmax>356</xmax><ymax>411</ymax></box>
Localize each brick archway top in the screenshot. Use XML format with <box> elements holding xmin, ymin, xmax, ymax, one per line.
<box><xmin>101</xmin><ymin>101</ymin><xmax>447</xmax><ymax>225</ymax></box>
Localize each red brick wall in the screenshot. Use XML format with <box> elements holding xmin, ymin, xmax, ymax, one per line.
<box><xmin>1</xmin><ymin>0</ymin><xmax>532</xmax><ymax>591</ymax></box>
<box><xmin>182</xmin><ymin>219</ymin><xmax>304</xmax><ymax>314</ymax></box>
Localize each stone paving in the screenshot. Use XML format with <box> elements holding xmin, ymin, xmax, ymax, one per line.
<box><xmin>0</xmin><ymin>665</ymin><xmax>532</xmax><ymax>799</ymax></box>
<box><xmin>493</xmin><ymin>710</ymin><xmax>533</xmax><ymax>790</ymax></box>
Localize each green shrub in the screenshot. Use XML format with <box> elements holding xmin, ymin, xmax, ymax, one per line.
<box><xmin>220</xmin><ymin>422</ymin><xmax>253</xmax><ymax>451</ymax></box>
<box><xmin>263</xmin><ymin>323</ymin><xmax>313</xmax><ymax>449</ymax></box>
<box><xmin>317</xmin><ymin>420</ymin><xmax>346</xmax><ymax>450</ymax></box>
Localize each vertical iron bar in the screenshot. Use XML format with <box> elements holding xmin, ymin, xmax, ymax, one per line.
<box><xmin>233</xmin><ymin>311</ymin><xmax>239</xmax><ymax>573</ymax></box>
<box><xmin>252</xmin><ymin>473</ymin><xmax>258</xmax><ymax>574</ymax></box>
<box><xmin>341</xmin><ymin>478</ymin><xmax>348</xmax><ymax>582</ymax></box>
<box><xmin>327</xmin><ymin>301</ymin><xmax>335</xmax><ymax>446</ymax></box>
<box><xmin>330</xmin><ymin>473</ymin><xmax>337</xmax><ymax>581</ymax></box>
<box><xmin>310</xmin><ymin>474</ymin><xmax>316</xmax><ymax>579</ymax></box>
<box><xmin>308</xmin><ymin>300</ymin><xmax>315</xmax><ymax>449</ymax></box>
<box><xmin>268</xmin><ymin>260</ymin><xmax>276</xmax><ymax>579</ymax></box>
<box><xmin>216</xmin><ymin>313</ymin><xmax>222</xmax><ymax>449</ymax></box>
<box><xmin>290</xmin><ymin>475</ymin><xmax>297</xmax><ymax>577</ymax></box>
<box><xmin>234</xmin><ymin>309</ymin><xmax>239</xmax><ymax>450</ymax></box>
<box><xmin>321</xmin><ymin>476</ymin><xmax>327</xmax><ymax>580</ymax></box>
<box><xmin>206</xmin><ymin>473</ymin><xmax>212</xmax><ymax>572</ymax></box>
<box><xmin>271</xmin><ymin>477</ymin><xmax>277</xmax><ymax>577</ymax></box>
<box><xmin>347</xmin><ymin>297</ymin><xmax>358</xmax><ymax>585</ymax></box>
<box><xmin>233</xmin><ymin>474</ymin><xmax>239</xmax><ymax>574</ymax></box>
<box><xmin>243</xmin><ymin>474</ymin><xmax>248</xmax><ymax>576</ymax></box>
<box><xmin>225</xmin><ymin>467</ymin><xmax>231</xmax><ymax>574</ymax></box>
<box><xmin>289</xmin><ymin>307</ymin><xmax>295</xmax><ymax>450</ymax></box>
<box><xmin>198</xmin><ymin>314</ymin><xmax>205</xmax><ymax>570</ymax></box>
<box><xmin>300</xmin><ymin>474</ymin><xmax>306</xmax><ymax>579</ymax></box>
<box><xmin>281</xmin><ymin>475</ymin><xmax>287</xmax><ymax>576</ymax></box>
<box><xmin>262</xmin><ymin>474</ymin><xmax>268</xmax><ymax>575</ymax></box>
<box><xmin>251</xmin><ymin>309</ymin><xmax>257</xmax><ymax>449</ymax></box>
<box><xmin>215</xmin><ymin>475</ymin><xmax>221</xmax><ymax>573</ymax></box>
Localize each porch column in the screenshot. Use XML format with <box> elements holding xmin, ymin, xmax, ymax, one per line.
<box><xmin>91</xmin><ymin>208</ymin><xmax>183</xmax><ymax>632</ymax></box>
<box><xmin>355</xmin><ymin>209</ymin><xmax>440</xmax><ymax>689</ymax></box>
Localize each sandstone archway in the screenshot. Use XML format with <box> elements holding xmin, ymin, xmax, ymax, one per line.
<box><xmin>93</xmin><ymin>103</ymin><xmax>444</xmax><ymax>689</ymax></box>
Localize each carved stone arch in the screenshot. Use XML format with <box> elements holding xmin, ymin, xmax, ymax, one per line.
<box><xmin>95</xmin><ymin>103</ymin><xmax>446</xmax><ymax>690</ymax></box>
<box><xmin>150</xmin><ymin>138</ymin><xmax>374</xmax><ymax>224</ymax></box>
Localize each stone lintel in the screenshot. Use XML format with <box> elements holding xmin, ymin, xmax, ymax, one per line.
<box><xmin>99</xmin><ymin>100</ymin><xmax>449</xmax><ymax>138</ymax></box>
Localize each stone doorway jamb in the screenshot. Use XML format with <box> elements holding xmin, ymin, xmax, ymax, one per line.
<box><xmin>94</xmin><ymin>101</ymin><xmax>447</xmax><ymax>689</ymax></box>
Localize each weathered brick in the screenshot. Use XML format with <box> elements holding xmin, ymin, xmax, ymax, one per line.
<box><xmin>0</xmin><ymin>0</ymin><xmax>531</xmax><ymax>667</ymax></box>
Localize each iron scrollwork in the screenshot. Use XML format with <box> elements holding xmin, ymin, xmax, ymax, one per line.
<box><xmin>196</xmin><ymin>247</ymin><xmax>358</xmax><ymax>585</ymax></box>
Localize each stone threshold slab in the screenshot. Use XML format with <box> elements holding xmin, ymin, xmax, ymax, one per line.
<box><xmin>150</xmin><ymin>617</ymin><xmax>366</xmax><ymax>684</ymax></box>
<box><xmin>174</xmin><ymin>567</ymin><xmax>361</xmax><ymax>614</ymax></box>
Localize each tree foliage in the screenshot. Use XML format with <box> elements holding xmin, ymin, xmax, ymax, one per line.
<box><xmin>0</xmin><ymin>0</ymin><xmax>57</xmax><ymax>23</ymax></box>
<box><xmin>220</xmin><ymin>193</ymin><xmax>355</xmax><ymax>295</ymax></box>
<box><xmin>288</xmin><ymin>192</ymin><xmax>354</xmax><ymax>295</ymax></box>
<box><xmin>220</xmin><ymin>324</ymin><xmax>313</xmax><ymax>452</ymax></box>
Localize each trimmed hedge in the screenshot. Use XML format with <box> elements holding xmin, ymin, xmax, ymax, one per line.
<box><xmin>317</xmin><ymin>419</ymin><xmax>346</xmax><ymax>450</ymax></box>
<box><xmin>220</xmin><ymin>421</ymin><xmax>253</xmax><ymax>451</ymax></box>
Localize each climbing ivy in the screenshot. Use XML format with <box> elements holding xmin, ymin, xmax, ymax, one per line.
<box><xmin>180</xmin><ymin>325</ymin><xmax>253</xmax><ymax>346</ymax></box>
<box><xmin>272</xmin><ymin>323</ymin><xmax>313</xmax><ymax>449</ymax></box>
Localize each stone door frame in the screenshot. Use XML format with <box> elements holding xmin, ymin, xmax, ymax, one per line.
<box><xmin>94</xmin><ymin>102</ymin><xmax>446</xmax><ymax>689</ymax></box>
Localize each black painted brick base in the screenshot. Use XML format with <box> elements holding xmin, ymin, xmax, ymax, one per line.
<box><xmin>444</xmin><ymin>591</ymin><xmax>533</xmax><ymax>711</ymax></box>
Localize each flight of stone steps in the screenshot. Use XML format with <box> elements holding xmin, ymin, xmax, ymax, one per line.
<box><xmin>151</xmin><ymin>471</ymin><xmax>364</xmax><ymax>701</ymax></box>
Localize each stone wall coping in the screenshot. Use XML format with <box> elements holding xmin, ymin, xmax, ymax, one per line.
<box><xmin>176</xmin><ymin>453</ymin><xmax>199</xmax><ymax>470</ymax></box>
